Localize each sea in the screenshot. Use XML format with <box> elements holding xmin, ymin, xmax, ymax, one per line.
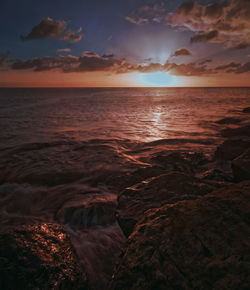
<box><xmin>0</xmin><ymin>87</ymin><xmax>250</xmax><ymax>288</ymax></box>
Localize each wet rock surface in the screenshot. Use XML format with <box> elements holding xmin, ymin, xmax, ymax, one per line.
<box><xmin>0</xmin><ymin>223</ymin><xmax>88</xmax><ymax>290</ymax></box>
<box><xmin>214</xmin><ymin>139</ymin><xmax>250</xmax><ymax>161</ymax></box>
<box><xmin>232</xmin><ymin>149</ymin><xmax>250</xmax><ymax>182</ymax></box>
<box><xmin>243</xmin><ymin>107</ymin><xmax>250</xmax><ymax>113</ymax></box>
<box><xmin>221</xmin><ymin>125</ymin><xmax>250</xmax><ymax>138</ymax></box>
<box><xmin>110</xmin><ymin>181</ymin><xmax>250</xmax><ymax>290</ymax></box>
<box><xmin>215</xmin><ymin>117</ymin><xmax>243</xmax><ymax>124</ymax></box>
<box><xmin>117</xmin><ymin>171</ymin><xmax>214</xmax><ymax>237</ymax></box>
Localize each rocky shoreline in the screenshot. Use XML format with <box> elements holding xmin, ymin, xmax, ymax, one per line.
<box><xmin>1</xmin><ymin>107</ymin><xmax>250</xmax><ymax>289</ymax></box>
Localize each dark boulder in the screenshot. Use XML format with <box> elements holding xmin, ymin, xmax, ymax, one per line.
<box><xmin>0</xmin><ymin>223</ymin><xmax>88</xmax><ymax>289</ymax></box>
<box><xmin>117</xmin><ymin>171</ymin><xmax>214</xmax><ymax>237</ymax></box>
<box><xmin>243</xmin><ymin>107</ymin><xmax>250</xmax><ymax>113</ymax></box>
<box><xmin>232</xmin><ymin>149</ymin><xmax>250</xmax><ymax>182</ymax></box>
<box><xmin>214</xmin><ymin>139</ymin><xmax>250</xmax><ymax>161</ymax></box>
<box><xmin>221</xmin><ymin>125</ymin><xmax>250</xmax><ymax>138</ymax></box>
<box><xmin>110</xmin><ymin>181</ymin><xmax>250</xmax><ymax>290</ymax></box>
<box><xmin>199</xmin><ymin>168</ymin><xmax>232</xmax><ymax>182</ymax></box>
<box><xmin>215</xmin><ymin>117</ymin><xmax>242</xmax><ymax>125</ymax></box>
<box><xmin>150</xmin><ymin>151</ymin><xmax>208</xmax><ymax>173</ymax></box>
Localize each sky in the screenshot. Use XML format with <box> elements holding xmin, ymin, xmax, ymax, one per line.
<box><xmin>0</xmin><ymin>0</ymin><xmax>250</xmax><ymax>87</ymax></box>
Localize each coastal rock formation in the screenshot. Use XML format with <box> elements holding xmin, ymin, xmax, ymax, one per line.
<box><xmin>150</xmin><ymin>152</ymin><xmax>208</xmax><ymax>173</ymax></box>
<box><xmin>214</xmin><ymin>139</ymin><xmax>250</xmax><ymax>160</ymax></box>
<box><xmin>221</xmin><ymin>125</ymin><xmax>250</xmax><ymax>138</ymax></box>
<box><xmin>232</xmin><ymin>149</ymin><xmax>250</xmax><ymax>182</ymax></box>
<box><xmin>199</xmin><ymin>168</ymin><xmax>233</xmax><ymax>183</ymax></box>
<box><xmin>243</xmin><ymin>107</ymin><xmax>250</xmax><ymax>113</ymax></box>
<box><xmin>215</xmin><ymin>117</ymin><xmax>242</xmax><ymax>124</ymax></box>
<box><xmin>110</xmin><ymin>181</ymin><xmax>250</xmax><ymax>290</ymax></box>
<box><xmin>116</xmin><ymin>171</ymin><xmax>214</xmax><ymax>237</ymax></box>
<box><xmin>57</xmin><ymin>199</ymin><xmax>117</xmax><ymax>228</ymax></box>
<box><xmin>0</xmin><ymin>223</ymin><xmax>88</xmax><ymax>289</ymax></box>
<box><xmin>107</xmin><ymin>152</ymin><xmax>208</xmax><ymax>194</ymax></box>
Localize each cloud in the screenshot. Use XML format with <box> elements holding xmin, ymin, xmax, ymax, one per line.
<box><xmin>163</xmin><ymin>61</ymin><xmax>214</xmax><ymax>76</ymax></box>
<box><xmin>57</xmin><ymin>48</ymin><xmax>71</xmax><ymax>53</ymax></box>
<box><xmin>214</xmin><ymin>61</ymin><xmax>250</xmax><ymax>73</ymax></box>
<box><xmin>0</xmin><ymin>52</ymin><xmax>10</xmax><ymax>71</ymax></box>
<box><xmin>82</xmin><ymin>51</ymin><xmax>101</xmax><ymax>58</ymax></box>
<box><xmin>216</xmin><ymin>62</ymin><xmax>241</xmax><ymax>71</ymax></box>
<box><xmin>169</xmin><ymin>0</ymin><xmax>250</xmax><ymax>47</ymax></box>
<box><xmin>231</xmin><ymin>42</ymin><xmax>250</xmax><ymax>50</ymax></box>
<box><xmin>199</xmin><ymin>59</ymin><xmax>212</xmax><ymax>65</ymax></box>
<box><xmin>172</xmin><ymin>48</ymin><xmax>192</xmax><ymax>57</ymax></box>
<box><xmin>10</xmin><ymin>53</ymin><xmax>118</xmax><ymax>73</ymax></box>
<box><xmin>21</xmin><ymin>17</ymin><xmax>83</xmax><ymax>43</ymax></box>
<box><xmin>102</xmin><ymin>54</ymin><xmax>115</xmax><ymax>59</ymax></box>
<box><xmin>190</xmin><ymin>30</ymin><xmax>219</xmax><ymax>43</ymax></box>
<box><xmin>125</xmin><ymin>4</ymin><xmax>166</xmax><ymax>25</ymax></box>
<box><xmin>0</xmin><ymin>54</ymin><xmax>8</xmax><ymax>66</ymax></box>
<box><xmin>8</xmin><ymin>51</ymin><xmax>250</xmax><ymax>76</ymax></box>
<box><xmin>10</xmin><ymin>55</ymin><xmax>79</xmax><ymax>72</ymax></box>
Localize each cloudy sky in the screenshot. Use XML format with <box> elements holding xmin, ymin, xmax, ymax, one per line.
<box><xmin>0</xmin><ymin>0</ymin><xmax>249</xmax><ymax>87</ymax></box>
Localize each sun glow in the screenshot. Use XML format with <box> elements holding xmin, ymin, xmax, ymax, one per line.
<box><xmin>139</xmin><ymin>72</ymin><xmax>177</xmax><ymax>87</ymax></box>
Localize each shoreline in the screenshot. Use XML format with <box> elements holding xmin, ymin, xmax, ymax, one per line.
<box><xmin>0</xmin><ymin>106</ymin><xmax>250</xmax><ymax>289</ymax></box>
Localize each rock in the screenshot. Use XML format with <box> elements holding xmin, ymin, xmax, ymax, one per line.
<box><xmin>150</xmin><ymin>151</ymin><xmax>208</xmax><ymax>173</ymax></box>
<box><xmin>232</xmin><ymin>149</ymin><xmax>250</xmax><ymax>181</ymax></box>
<box><xmin>108</xmin><ymin>152</ymin><xmax>208</xmax><ymax>193</ymax></box>
<box><xmin>199</xmin><ymin>168</ymin><xmax>233</xmax><ymax>182</ymax></box>
<box><xmin>0</xmin><ymin>223</ymin><xmax>88</xmax><ymax>290</ymax></box>
<box><xmin>243</xmin><ymin>107</ymin><xmax>250</xmax><ymax>113</ymax></box>
<box><xmin>214</xmin><ymin>139</ymin><xmax>250</xmax><ymax>160</ymax></box>
<box><xmin>106</xmin><ymin>166</ymin><xmax>165</xmax><ymax>193</ymax></box>
<box><xmin>117</xmin><ymin>171</ymin><xmax>214</xmax><ymax>237</ymax></box>
<box><xmin>57</xmin><ymin>199</ymin><xmax>117</xmax><ymax>228</ymax></box>
<box><xmin>110</xmin><ymin>181</ymin><xmax>250</xmax><ymax>290</ymax></box>
<box><xmin>215</xmin><ymin>117</ymin><xmax>242</xmax><ymax>124</ymax></box>
<box><xmin>221</xmin><ymin>125</ymin><xmax>250</xmax><ymax>138</ymax></box>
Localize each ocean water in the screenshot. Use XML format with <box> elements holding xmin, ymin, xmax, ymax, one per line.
<box><xmin>0</xmin><ymin>87</ymin><xmax>250</xmax><ymax>288</ymax></box>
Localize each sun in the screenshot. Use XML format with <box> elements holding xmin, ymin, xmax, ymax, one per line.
<box><xmin>139</xmin><ymin>72</ymin><xmax>177</xmax><ymax>87</ymax></box>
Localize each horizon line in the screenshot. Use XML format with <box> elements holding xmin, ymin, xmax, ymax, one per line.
<box><xmin>1</xmin><ymin>86</ymin><xmax>250</xmax><ymax>89</ymax></box>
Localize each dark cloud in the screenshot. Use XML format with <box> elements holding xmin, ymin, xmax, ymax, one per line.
<box><xmin>215</xmin><ymin>61</ymin><xmax>250</xmax><ymax>74</ymax></box>
<box><xmin>0</xmin><ymin>52</ymin><xmax>11</xmax><ymax>71</ymax></box>
<box><xmin>0</xmin><ymin>53</ymin><xmax>8</xmax><ymax>67</ymax></box>
<box><xmin>163</xmin><ymin>61</ymin><xmax>215</xmax><ymax>76</ymax></box>
<box><xmin>21</xmin><ymin>17</ymin><xmax>83</xmax><ymax>43</ymax></box>
<box><xmin>232</xmin><ymin>42</ymin><xmax>250</xmax><ymax>50</ymax></box>
<box><xmin>199</xmin><ymin>59</ymin><xmax>212</xmax><ymax>65</ymax></box>
<box><xmin>190</xmin><ymin>30</ymin><xmax>219</xmax><ymax>43</ymax></box>
<box><xmin>61</xmin><ymin>28</ymin><xmax>83</xmax><ymax>43</ymax></box>
<box><xmin>102</xmin><ymin>54</ymin><xmax>115</xmax><ymax>59</ymax></box>
<box><xmin>10</xmin><ymin>53</ymin><xmax>118</xmax><ymax>73</ymax></box>
<box><xmin>8</xmin><ymin>52</ymin><xmax>250</xmax><ymax>76</ymax></box>
<box><xmin>234</xmin><ymin>62</ymin><xmax>250</xmax><ymax>73</ymax></box>
<box><xmin>169</xmin><ymin>0</ymin><xmax>250</xmax><ymax>47</ymax></box>
<box><xmin>125</xmin><ymin>4</ymin><xmax>166</xmax><ymax>25</ymax></box>
<box><xmin>172</xmin><ymin>48</ymin><xmax>192</xmax><ymax>57</ymax></box>
<box><xmin>216</xmin><ymin>62</ymin><xmax>241</xmax><ymax>71</ymax></box>
<box><xmin>11</xmin><ymin>55</ymin><xmax>79</xmax><ymax>72</ymax></box>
